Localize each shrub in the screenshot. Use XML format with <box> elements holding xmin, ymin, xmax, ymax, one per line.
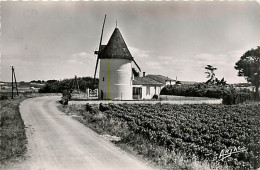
<box><xmin>99</xmin><ymin>103</ymin><xmax>110</xmax><ymax>112</ymax></box>
<box><xmin>85</xmin><ymin>103</ymin><xmax>93</xmax><ymax>112</ymax></box>
<box><xmin>160</xmin><ymin>83</ymin><xmax>226</xmax><ymax>98</ymax></box>
<box><xmin>222</xmin><ymin>91</ymin><xmax>254</xmax><ymax>105</ymax></box>
<box><xmin>160</xmin><ymin>83</ymin><xmax>254</xmax><ymax>104</ymax></box>
<box><xmin>0</xmin><ymin>94</ymin><xmax>8</xmax><ymax>100</ymax></box>
<box><xmin>152</xmin><ymin>94</ymin><xmax>159</xmax><ymax>99</ymax></box>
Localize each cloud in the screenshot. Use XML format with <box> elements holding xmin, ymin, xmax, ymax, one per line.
<box><xmin>132</xmin><ymin>49</ymin><xmax>246</xmax><ymax>83</ymax></box>
<box><xmin>194</xmin><ymin>50</ymin><xmax>244</xmax><ymax>67</ymax></box>
<box><xmin>70</xmin><ymin>52</ymin><xmax>88</xmax><ymax>58</ymax></box>
<box><xmin>66</xmin><ymin>52</ymin><xmax>92</xmax><ymax>65</ymax></box>
<box><xmin>128</xmin><ymin>46</ymin><xmax>150</xmax><ymax>59</ymax></box>
<box><xmin>193</xmin><ymin>50</ymin><xmax>246</xmax><ymax>83</ymax></box>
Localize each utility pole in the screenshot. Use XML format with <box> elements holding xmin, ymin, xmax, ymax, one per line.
<box><xmin>11</xmin><ymin>66</ymin><xmax>14</xmax><ymax>99</ymax></box>
<box><xmin>13</xmin><ymin>67</ymin><xmax>19</xmax><ymax>95</ymax></box>
<box><xmin>74</xmin><ymin>75</ymin><xmax>80</xmax><ymax>94</ymax></box>
<box><xmin>257</xmin><ymin>46</ymin><xmax>260</xmax><ymax>100</ymax></box>
<box><xmin>11</xmin><ymin>66</ymin><xmax>19</xmax><ymax>99</ymax></box>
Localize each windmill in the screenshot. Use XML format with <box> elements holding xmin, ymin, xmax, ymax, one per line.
<box><xmin>93</xmin><ymin>14</ymin><xmax>106</xmax><ymax>90</ymax></box>
<box><xmin>92</xmin><ymin>15</ymin><xmax>141</xmax><ymax>100</ymax></box>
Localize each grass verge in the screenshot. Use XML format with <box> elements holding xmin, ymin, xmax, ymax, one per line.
<box><xmin>0</xmin><ymin>98</ymin><xmax>26</xmax><ymax>162</ymax></box>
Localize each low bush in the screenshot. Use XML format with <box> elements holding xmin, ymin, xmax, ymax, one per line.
<box><xmin>152</xmin><ymin>94</ymin><xmax>158</xmax><ymax>99</ymax></box>
<box><xmin>0</xmin><ymin>94</ymin><xmax>9</xmax><ymax>100</ymax></box>
<box><xmin>99</xmin><ymin>103</ymin><xmax>110</xmax><ymax>112</ymax></box>
<box><xmin>222</xmin><ymin>91</ymin><xmax>254</xmax><ymax>105</ymax></box>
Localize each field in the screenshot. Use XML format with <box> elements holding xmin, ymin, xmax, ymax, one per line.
<box><xmin>59</xmin><ymin>102</ymin><xmax>260</xmax><ymax>170</ymax></box>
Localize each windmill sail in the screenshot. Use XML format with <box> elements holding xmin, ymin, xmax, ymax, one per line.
<box><xmin>93</xmin><ymin>14</ymin><xmax>106</xmax><ymax>89</ymax></box>
<box><xmin>133</xmin><ymin>59</ymin><xmax>141</xmax><ymax>72</ymax></box>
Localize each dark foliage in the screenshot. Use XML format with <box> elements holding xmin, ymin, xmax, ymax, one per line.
<box><xmin>0</xmin><ymin>94</ymin><xmax>8</xmax><ymax>100</ymax></box>
<box><xmin>39</xmin><ymin>77</ymin><xmax>98</xmax><ymax>93</ymax></box>
<box><xmin>85</xmin><ymin>103</ymin><xmax>93</xmax><ymax>112</ymax></box>
<box><xmin>152</xmin><ymin>94</ymin><xmax>159</xmax><ymax>99</ymax></box>
<box><xmin>222</xmin><ymin>90</ymin><xmax>254</xmax><ymax>105</ymax></box>
<box><xmin>205</xmin><ymin>65</ymin><xmax>217</xmax><ymax>84</ymax></box>
<box><xmin>132</xmin><ymin>68</ymin><xmax>140</xmax><ymax>77</ymax></box>
<box><xmin>30</xmin><ymin>80</ymin><xmax>45</xmax><ymax>83</ymax></box>
<box><xmin>160</xmin><ymin>83</ymin><xmax>254</xmax><ymax>104</ymax></box>
<box><xmin>235</xmin><ymin>47</ymin><xmax>260</xmax><ymax>99</ymax></box>
<box><xmin>99</xmin><ymin>103</ymin><xmax>110</xmax><ymax>112</ymax></box>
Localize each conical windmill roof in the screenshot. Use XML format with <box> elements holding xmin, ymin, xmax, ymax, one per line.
<box><xmin>99</xmin><ymin>28</ymin><xmax>133</xmax><ymax>60</ymax></box>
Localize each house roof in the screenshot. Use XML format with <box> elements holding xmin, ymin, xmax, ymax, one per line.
<box><xmin>133</xmin><ymin>76</ymin><xmax>163</xmax><ymax>86</ymax></box>
<box><xmin>146</xmin><ymin>75</ymin><xmax>175</xmax><ymax>84</ymax></box>
<box><xmin>99</xmin><ymin>28</ymin><xmax>133</xmax><ymax>60</ymax></box>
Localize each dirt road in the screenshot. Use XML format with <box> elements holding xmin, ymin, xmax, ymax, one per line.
<box><xmin>4</xmin><ymin>96</ymin><xmax>155</xmax><ymax>170</ymax></box>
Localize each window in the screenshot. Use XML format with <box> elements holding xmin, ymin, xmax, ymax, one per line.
<box><xmin>103</xmin><ymin>77</ymin><xmax>104</xmax><ymax>81</ymax></box>
<box><xmin>146</xmin><ymin>86</ymin><xmax>150</xmax><ymax>95</ymax></box>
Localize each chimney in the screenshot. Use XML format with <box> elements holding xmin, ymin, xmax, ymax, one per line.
<box><xmin>143</xmin><ymin>72</ymin><xmax>146</xmax><ymax>77</ymax></box>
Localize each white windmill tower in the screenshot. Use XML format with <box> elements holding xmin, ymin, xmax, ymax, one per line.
<box><xmin>93</xmin><ymin>15</ymin><xmax>141</xmax><ymax>100</ymax></box>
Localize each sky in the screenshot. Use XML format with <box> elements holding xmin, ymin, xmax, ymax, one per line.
<box><xmin>1</xmin><ymin>1</ymin><xmax>260</xmax><ymax>83</ymax></box>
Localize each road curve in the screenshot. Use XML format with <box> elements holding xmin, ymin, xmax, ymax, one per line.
<box><xmin>4</xmin><ymin>96</ymin><xmax>155</xmax><ymax>170</ymax></box>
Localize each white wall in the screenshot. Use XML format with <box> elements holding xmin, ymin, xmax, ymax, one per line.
<box><xmin>141</xmin><ymin>85</ymin><xmax>162</xmax><ymax>99</ymax></box>
<box><xmin>99</xmin><ymin>59</ymin><xmax>132</xmax><ymax>100</ymax></box>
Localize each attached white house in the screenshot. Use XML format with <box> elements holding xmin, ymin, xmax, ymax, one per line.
<box><xmin>132</xmin><ymin>74</ymin><xmax>176</xmax><ymax>99</ymax></box>
<box><xmin>132</xmin><ymin>76</ymin><xmax>163</xmax><ymax>99</ymax></box>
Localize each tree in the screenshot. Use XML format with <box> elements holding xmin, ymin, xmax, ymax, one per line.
<box><xmin>205</xmin><ymin>65</ymin><xmax>217</xmax><ymax>84</ymax></box>
<box><xmin>39</xmin><ymin>77</ymin><xmax>98</xmax><ymax>93</ymax></box>
<box><xmin>132</xmin><ymin>68</ymin><xmax>140</xmax><ymax>77</ymax></box>
<box><xmin>235</xmin><ymin>47</ymin><xmax>260</xmax><ymax>99</ymax></box>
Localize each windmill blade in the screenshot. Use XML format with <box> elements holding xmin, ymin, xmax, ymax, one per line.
<box><xmin>93</xmin><ymin>55</ymin><xmax>99</xmax><ymax>88</ymax></box>
<box><xmin>133</xmin><ymin>59</ymin><xmax>141</xmax><ymax>72</ymax></box>
<box><xmin>98</xmin><ymin>14</ymin><xmax>106</xmax><ymax>52</ymax></box>
<box><xmin>93</xmin><ymin>14</ymin><xmax>107</xmax><ymax>89</ymax></box>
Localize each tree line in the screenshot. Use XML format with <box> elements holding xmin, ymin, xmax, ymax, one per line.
<box><xmin>39</xmin><ymin>77</ymin><xmax>98</xmax><ymax>93</ymax></box>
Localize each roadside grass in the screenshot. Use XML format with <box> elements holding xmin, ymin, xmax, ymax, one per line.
<box><xmin>0</xmin><ymin>97</ymin><xmax>27</xmax><ymax>162</ymax></box>
<box><xmin>0</xmin><ymin>92</ymin><xmax>60</xmax><ymax>163</ymax></box>
<box><xmin>58</xmin><ymin>104</ymin><xmax>231</xmax><ymax>170</ymax></box>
